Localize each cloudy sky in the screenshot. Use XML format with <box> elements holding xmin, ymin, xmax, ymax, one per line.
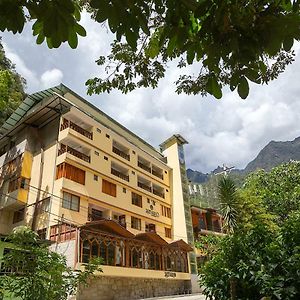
<box><xmin>2</xmin><ymin>13</ymin><xmax>300</xmax><ymax>173</ymax></box>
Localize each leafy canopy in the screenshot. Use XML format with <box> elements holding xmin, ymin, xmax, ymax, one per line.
<box><xmin>0</xmin><ymin>226</ymin><xmax>102</xmax><ymax>300</ymax></box>
<box><xmin>0</xmin><ymin>38</ymin><xmax>26</xmax><ymax>126</ymax></box>
<box><xmin>1</xmin><ymin>1</ymin><xmax>300</xmax><ymax>98</ymax></box>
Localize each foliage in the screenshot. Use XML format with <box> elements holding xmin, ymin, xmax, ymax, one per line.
<box><xmin>218</xmin><ymin>176</ymin><xmax>239</xmax><ymax>233</ymax></box>
<box><xmin>0</xmin><ymin>226</ymin><xmax>102</xmax><ymax>300</ymax></box>
<box><xmin>0</xmin><ymin>0</ymin><xmax>86</xmax><ymax>49</ymax></box>
<box><xmin>200</xmin><ymin>162</ymin><xmax>300</xmax><ymax>300</ymax></box>
<box><xmin>200</xmin><ymin>218</ymin><xmax>300</xmax><ymax>300</ymax></box>
<box><xmin>194</xmin><ymin>234</ymin><xmax>222</xmax><ymax>259</ymax></box>
<box><xmin>0</xmin><ymin>38</ymin><xmax>26</xmax><ymax>125</ymax></box>
<box><xmin>1</xmin><ymin>1</ymin><xmax>300</xmax><ymax>98</ymax></box>
<box><xmin>243</xmin><ymin>161</ymin><xmax>300</xmax><ymax>222</ymax></box>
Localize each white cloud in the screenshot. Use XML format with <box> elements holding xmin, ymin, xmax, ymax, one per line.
<box><xmin>41</xmin><ymin>69</ymin><xmax>63</xmax><ymax>88</ymax></box>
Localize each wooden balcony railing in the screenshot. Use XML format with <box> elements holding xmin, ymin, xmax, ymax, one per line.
<box><xmin>153</xmin><ymin>189</ymin><xmax>165</xmax><ymax>199</ymax></box>
<box><xmin>138</xmin><ymin>182</ymin><xmax>152</xmax><ymax>192</ymax></box>
<box><xmin>111</xmin><ymin>168</ymin><xmax>129</xmax><ymax>182</ymax></box>
<box><xmin>58</xmin><ymin>144</ymin><xmax>90</xmax><ymax>163</ymax></box>
<box><xmin>152</xmin><ymin>169</ymin><xmax>163</xmax><ymax>180</ymax></box>
<box><xmin>138</xmin><ymin>161</ymin><xmax>151</xmax><ymax>173</ymax></box>
<box><xmin>112</xmin><ymin>146</ymin><xmax>130</xmax><ymax>161</ymax></box>
<box><xmin>60</xmin><ymin>118</ymin><xmax>93</xmax><ymax>140</ymax></box>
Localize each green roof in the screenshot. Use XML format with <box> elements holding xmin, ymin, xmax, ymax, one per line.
<box><xmin>0</xmin><ymin>84</ymin><xmax>68</xmax><ymax>136</ymax></box>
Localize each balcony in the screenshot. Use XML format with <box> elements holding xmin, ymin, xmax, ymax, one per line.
<box><xmin>60</xmin><ymin>118</ymin><xmax>93</xmax><ymax>140</ymax></box>
<box><xmin>111</xmin><ymin>162</ymin><xmax>129</xmax><ymax>182</ymax></box>
<box><xmin>152</xmin><ymin>184</ymin><xmax>165</xmax><ymax>198</ymax></box>
<box><xmin>152</xmin><ymin>165</ymin><xmax>164</xmax><ymax>180</ymax></box>
<box><xmin>112</xmin><ymin>140</ymin><xmax>130</xmax><ymax>161</ymax></box>
<box><xmin>152</xmin><ymin>189</ymin><xmax>165</xmax><ymax>198</ymax></box>
<box><xmin>112</xmin><ymin>146</ymin><xmax>130</xmax><ymax>161</ymax></box>
<box><xmin>111</xmin><ymin>168</ymin><xmax>129</xmax><ymax>182</ymax></box>
<box><xmin>138</xmin><ymin>182</ymin><xmax>152</xmax><ymax>192</ymax></box>
<box><xmin>138</xmin><ymin>161</ymin><xmax>151</xmax><ymax>173</ymax></box>
<box><xmin>58</xmin><ymin>144</ymin><xmax>90</xmax><ymax>163</ymax></box>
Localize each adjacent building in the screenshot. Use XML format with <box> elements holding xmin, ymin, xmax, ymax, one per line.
<box><xmin>0</xmin><ymin>84</ymin><xmax>200</xmax><ymax>299</ymax></box>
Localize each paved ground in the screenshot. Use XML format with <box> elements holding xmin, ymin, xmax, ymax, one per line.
<box><xmin>145</xmin><ymin>294</ymin><xmax>206</xmax><ymax>300</ymax></box>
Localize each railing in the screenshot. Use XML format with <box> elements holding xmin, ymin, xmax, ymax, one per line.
<box><xmin>111</xmin><ymin>168</ymin><xmax>129</xmax><ymax>182</ymax></box>
<box><xmin>60</xmin><ymin>118</ymin><xmax>93</xmax><ymax>140</ymax></box>
<box><xmin>152</xmin><ymin>169</ymin><xmax>163</xmax><ymax>180</ymax></box>
<box><xmin>138</xmin><ymin>161</ymin><xmax>151</xmax><ymax>173</ymax></box>
<box><xmin>58</xmin><ymin>144</ymin><xmax>90</xmax><ymax>163</ymax></box>
<box><xmin>153</xmin><ymin>189</ymin><xmax>165</xmax><ymax>199</ymax></box>
<box><xmin>138</xmin><ymin>182</ymin><xmax>152</xmax><ymax>192</ymax></box>
<box><xmin>112</xmin><ymin>146</ymin><xmax>130</xmax><ymax>161</ymax></box>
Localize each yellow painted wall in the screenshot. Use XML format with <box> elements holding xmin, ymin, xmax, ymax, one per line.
<box><xmin>77</xmin><ymin>264</ymin><xmax>191</xmax><ymax>280</ymax></box>
<box><xmin>162</xmin><ymin>142</ymin><xmax>188</xmax><ymax>243</ymax></box>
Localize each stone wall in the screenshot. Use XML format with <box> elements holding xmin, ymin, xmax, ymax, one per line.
<box><xmin>77</xmin><ymin>276</ymin><xmax>191</xmax><ymax>300</ymax></box>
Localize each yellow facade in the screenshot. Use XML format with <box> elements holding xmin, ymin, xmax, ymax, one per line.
<box><xmin>0</xmin><ymin>85</ymin><xmax>194</xmax><ymax>289</ymax></box>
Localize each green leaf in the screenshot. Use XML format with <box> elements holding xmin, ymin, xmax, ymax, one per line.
<box><xmin>245</xmin><ymin>68</ymin><xmax>261</xmax><ymax>84</ymax></box>
<box><xmin>238</xmin><ymin>76</ymin><xmax>249</xmax><ymax>99</ymax></box>
<box><xmin>75</xmin><ymin>23</ymin><xmax>86</xmax><ymax>37</ymax></box>
<box><xmin>125</xmin><ymin>30</ymin><xmax>137</xmax><ymax>49</ymax></box>
<box><xmin>36</xmin><ymin>33</ymin><xmax>45</xmax><ymax>45</ymax></box>
<box><xmin>230</xmin><ymin>73</ymin><xmax>239</xmax><ymax>91</ymax></box>
<box><xmin>283</xmin><ymin>37</ymin><xmax>294</xmax><ymax>51</ymax></box>
<box><xmin>68</xmin><ymin>30</ymin><xmax>78</xmax><ymax>49</ymax></box>
<box><xmin>207</xmin><ymin>76</ymin><xmax>222</xmax><ymax>99</ymax></box>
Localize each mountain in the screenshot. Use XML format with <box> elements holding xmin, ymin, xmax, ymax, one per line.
<box><xmin>188</xmin><ymin>136</ymin><xmax>300</xmax><ymax>183</ymax></box>
<box><xmin>186</xmin><ymin>169</ymin><xmax>209</xmax><ymax>184</ymax></box>
<box><xmin>244</xmin><ymin>136</ymin><xmax>300</xmax><ymax>173</ymax></box>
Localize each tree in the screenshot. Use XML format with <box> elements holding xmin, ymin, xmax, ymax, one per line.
<box><xmin>1</xmin><ymin>1</ymin><xmax>300</xmax><ymax>99</ymax></box>
<box><xmin>218</xmin><ymin>176</ymin><xmax>239</xmax><ymax>234</ymax></box>
<box><xmin>0</xmin><ymin>38</ymin><xmax>26</xmax><ymax>126</ymax></box>
<box><xmin>0</xmin><ymin>226</ymin><xmax>102</xmax><ymax>300</ymax></box>
<box><xmin>243</xmin><ymin>161</ymin><xmax>300</xmax><ymax>222</ymax></box>
<box><xmin>199</xmin><ymin>162</ymin><xmax>300</xmax><ymax>300</ymax></box>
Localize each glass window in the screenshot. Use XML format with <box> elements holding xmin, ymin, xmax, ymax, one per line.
<box><xmin>62</xmin><ymin>192</ymin><xmax>80</xmax><ymax>211</ymax></box>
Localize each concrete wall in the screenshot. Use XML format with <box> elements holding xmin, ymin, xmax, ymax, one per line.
<box><xmin>77</xmin><ymin>276</ymin><xmax>191</xmax><ymax>300</ymax></box>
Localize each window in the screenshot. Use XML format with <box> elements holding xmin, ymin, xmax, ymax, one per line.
<box><xmin>131</xmin><ymin>216</ymin><xmax>141</xmax><ymax>230</ymax></box>
<box><xmin>106</xmin><ymin>134</ymin><xmax>110</xmax><ymax>139</ymax></box>
<box><xmin>102</xmin><ymin>179</ymin><xmax>116</xmax><ymax>197</ymax></box>
<box><xmin>94</xmin><ymin>175</ymin><xmax>98</xmax><ymax>181</ymax></box>
<box><xmin>132</xmin><ymin>150</ymin><xmax>135</xmax><ymax>154</ymax></box>
<box><xmin>145</xmin><ymin>223</ymin><xmax>156</xmax><ymax>233</ymax></box>
<box><xmin>62</xmin><ymin>192</ymin><xmax>80</xmax><ymax>211</ymax></box>
<box><xmin>8</xmin><ymin>177</ymin><xmax>29</xmax><ymax>193</ymax></box>
<box><xmin>36</xmin><ymin>197</ymin><xmax>50</xmax><ymax>214</ymax></box>
<box><xmin>94</xmin><ymin>151</ymin><xmax>99</xmax><ymax>156</ymax></box>
<box><xmin>165</xmin><ymin>227</ymin><xmax>172</xmax><ymax>238</ymax></box>
<box><xmin>132</xmin><ymin>192</ymin><xmax>142</xmax><ymax>207</ymax></box>
<box><xmin>13</xmin><ymin>207</ymin><xmax>25</xmax><ymax>224</ymax></box>
<box><xmin>104</xmin><ymin>156</ymin><xmax>108</xmax><ymax>161</ymax></box>
<box><xmin>123</xmin><ymin>187</ymin><xmax>126</xmax><ymax>193</ymax></box>
<box><xmin>56</xmin><ymin>163</ymin><xmax>85</xmax><ymax>185</ymax></box>
<box><xmin>161</xmin><ymin>205</ymin><xmax>171</xmax><ymax>218</ymax></box>
<box><xmin>96</xmin><ymin>128</ymin><xmax>101</xmax><ymax>133</ymax></box>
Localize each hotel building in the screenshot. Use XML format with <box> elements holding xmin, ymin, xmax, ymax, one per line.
<box><xmin>0</xmin><ymin>84</ymin><xmax>200</xmax><ymax>299</ymax></box>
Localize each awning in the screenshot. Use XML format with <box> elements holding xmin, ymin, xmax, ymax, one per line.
<box><xmin>169</xmin><ymin>239</ymin><xmax>193</xmax><ymax>252</ymax></box>
<box><xmin>134</xmin><ymin>232</ymin><xmax>169</xmax><ymax>246</ymax></box>
<box><xmin>81</xmin><ymin>219</ymin><xmax>134</xmax><ymax>238</ymax></box>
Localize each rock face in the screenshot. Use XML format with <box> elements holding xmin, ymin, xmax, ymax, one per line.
<box><xmin>244</xmin><ymin>137</ymin><xmax>300</xmax><ymax>173</ymax></box>
<box><xmin>187</xmin><ymin>136</ymin><xmax>300</xmax><ymax>183</ymax></box>
<box><xmin>186</xmin><ymin>169</ymin><xmax>209</xmax><ymax>184</ymax></box>
<box><xmin>77</xmin><ymin>276</ymin><xmax>191</xmax><ymax>300</ymax></box>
